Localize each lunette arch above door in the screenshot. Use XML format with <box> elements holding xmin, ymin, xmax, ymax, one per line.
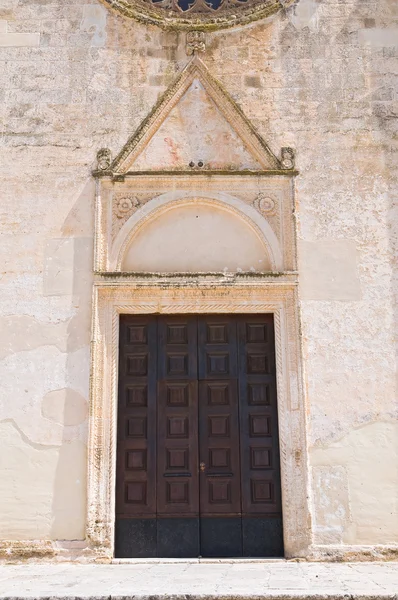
<box><xmin>93</xmin><ymin>57</ymin><xmax>297</xmax><ymax>275</ymax></box>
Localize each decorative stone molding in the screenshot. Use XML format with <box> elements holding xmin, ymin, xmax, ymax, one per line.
<box><xmin>93</xmin><ymin>57</ymin><xmax>288</xmax><ymax>176</ymax></box>
<box><xmin>112</xmin><ymin>193</ymin><xmax>283</xmax><ymax>271</ymax></box>
<box><xmin>94</xmin><ymin>176</ymin><xmax>295</xmax><ymax>275</ymax></box>
<box><xmin>100</xmin><ymin>0</ymin><xmax>297</xmax><ymax>32</ymax></box>
<box><xmin>86</xmin><ymin>276</ymin><xmax>311</xmax><ymax>559</ymax></box>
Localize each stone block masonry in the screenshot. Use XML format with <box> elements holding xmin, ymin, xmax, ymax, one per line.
<box><xmin>0</xmin><ymin>0</ymin><xmax>397</xmax><ymax>561</ymax></box>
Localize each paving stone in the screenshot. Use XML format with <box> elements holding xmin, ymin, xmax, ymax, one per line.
<box><xmin>0</xmin><ymin>562</ymin><xmax>397</xmax><ymax>599</ymax></box>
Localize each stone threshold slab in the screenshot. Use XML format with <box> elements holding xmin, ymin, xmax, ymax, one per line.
<box><xmin>1</xmin><ymin>595</ymin><xmax>397</xmax><ymax>600</ymax></box>
<box><xmin>0</xmin><ymin>562</ymin><xmax>397</xmax><ymax>600</ymax></box>
<box><xmin>112</xmin><ymin>558</ymin><xmax>289</xmax><ymax>564</ymax></box>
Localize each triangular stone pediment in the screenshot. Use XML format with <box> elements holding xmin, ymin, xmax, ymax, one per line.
<box><xmin>132</xmin><ymin>78</ymin><xmax>263</xmax><ymax>171</ymax></box>
<box><xmin>111</xmin><ymin>57</ymin><xmax>281</xmax><ymax>174</ymax></box>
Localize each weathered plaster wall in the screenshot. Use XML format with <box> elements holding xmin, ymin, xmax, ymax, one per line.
<box><xmin>0</xmin><ymin>0</ymin><xmax>397</xmax><ymax>551</ymax></box>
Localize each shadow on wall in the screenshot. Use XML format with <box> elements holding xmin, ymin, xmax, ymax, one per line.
<box><xmin>48</xmin><ymin>178</ymin><xmax>94</xmax><ymax>541</ymax></box>
<box><xmin>278</xmin><ymin>0</ymin><xmax>398</xmax><ymax>544</ymax></box>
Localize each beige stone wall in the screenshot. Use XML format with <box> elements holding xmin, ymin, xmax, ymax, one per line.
<box><xmin>0</xmin><ymin>0</ymin><xmax>397</xmax><ymax>551</ymax></box>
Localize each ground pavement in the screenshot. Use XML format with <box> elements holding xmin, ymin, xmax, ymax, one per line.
<box><xmin>0</xmin><ymin>561</ymin><xmax>397</xmax><ymax>599</ymax></box>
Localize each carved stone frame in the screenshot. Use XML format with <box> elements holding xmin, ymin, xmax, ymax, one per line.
<box><xmin>86</xmin><ymin>275</ymin><xmax>312</xmax><ymax>559</ymax></box>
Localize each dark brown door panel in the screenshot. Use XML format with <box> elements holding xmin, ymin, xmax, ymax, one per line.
<box><xmin>116</xmin><ymin>315</ymin><xmax>157</xmax><ymax>518</ymax></box>
<box><xmin>115</xmin><ymin>314</ymin><xmax>283</xmax><ymax>558</ymax></box>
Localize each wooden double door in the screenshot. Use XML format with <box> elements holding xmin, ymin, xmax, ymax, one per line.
<box><xmin>115</xmin><ymin>314</ymin><xmax>283</xmax><ymax>558</ymax></box>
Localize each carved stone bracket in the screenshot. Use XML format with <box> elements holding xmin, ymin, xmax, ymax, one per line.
<box><xmin>281</xmin><ymin>147</ymin><xmax>295</xmax><ymax>170</ymax></box>
<box><xmin>97</xmin><ymin>148</ymin><xmax>112</xmax><ymax>172</ymax></box>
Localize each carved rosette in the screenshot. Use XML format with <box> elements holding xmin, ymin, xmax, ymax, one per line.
<box><xmin>112</xmin><ymin>193</ymin><xmax>155</xmax><ymax>241</ymax></box>
<box><xmin>116</xmin><ymin>196</ymin><xmax>140</xmax><ymax>219</ymax></box>
<box><xmin>254</xmin><ymin>193</ymin><xmax>277</xmax><ymax>216</ymax></box>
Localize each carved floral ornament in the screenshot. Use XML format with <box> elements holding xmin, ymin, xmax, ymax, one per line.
<box><xmin>112</xmin><ymin>191</ymin><xmax>278</xmax><ymax>223</ymax></box>
<box><xmin>101</xmin><ymin>0</ymin><xmax>296</xmax><ymax>31</ymax></box>
<box><xmin>254</xmin><ymin>192</ymin><xmax>276</xmax><ymax>215</ymax></box>
<box><xmin>115</xmin><ymin>196</ymin><xmax>140</xmax><ymax>218</ymax></box>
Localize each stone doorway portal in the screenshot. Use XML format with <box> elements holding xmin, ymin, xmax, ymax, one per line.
<box><xmin>88</xmin><ymin>47</ymin><xmax>309</xmax><ymax>563</ymax></box>
<box><xmin>115</xmin><ymin>313</ymin><xmax>283</xmax><ymax>558</ymax></box>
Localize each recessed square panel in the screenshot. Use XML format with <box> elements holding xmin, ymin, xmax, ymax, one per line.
<box><xmin>249</xmin><ymin>415</ymin><xmax>271</xmax><ymax>437</ymax></box>
<box><xmin>246</xmin><ymin>323</ymin><xmax>268</xmax><ymax>343</ymax></box>
<box><xmin>166</xmin><ymin>448</ymin><xmax>189</xmax><ymax>470</ymax></box>
<box><xmin>251</xmin><ymin>479</ymin><xmax>273</xmax><ymax>503</ymax></box>
<box><xmin>128</xmin><ymin>325</ymin><xmax>147</xmax><ymax>344</ymax></box>
<box><xmin>248</xmin><ymin>383</ymin><xmax>270</xmax><ymax>406</ymax></box>
<box><xmin>208</xmin><ymin>415</ymin><xmax>230</xmax><ymax>437</ymax></box>
<box><xmin>247</xmin><ymin>353</ymin><xmax>269</xmax><ymax>374</ymax></box>
<box><xmin>207</xmin><ymin>324</ymin><xmax>228</xmax><ymax>343</ymax></box>
<box><xmin>125</xmin><ymin>481</ymin><xmax>147</xmax><ymax>504</ymax></box>
<box><xmin>207</xmin><ymin>383</ymin><xmax>229</xmax><ymax>406</ymax></box>
<box><xmin>167</xmin><ymin>417</ymin><xmax>189</xmax><ymax>438</ymax></box>
<box><xmin>127</xmin><ymin>417</ymin><xmax>147</xmax><ymax>438</ymax></box>
<box><xmin>167</xmin><ymin>353</ymin><xmax>188</xmax><ymax>376</ymax></box>
<box><xmin>126</xmin><ymin>449</ymin><xmax>147</xmax><ymax>471</ymax></box>
<box><xmin>126</xmin><ymin>385</ymin><xmax>147</xmax><ymax>407</ymax></box>
<box><xmin>167</xmin><ymin>324</ymin><xmax>188</xmax><ymax>344</ymax></box>
<box><xmin>209</xmin><ymin>448</ymin><xmax>230</xmax><ymax>469</ymax></box>
<box><xmin>207</xmin><ymin>353</ymin><xmax>229</xmax><ymax>375</ymax></box>
<box><xmin>166</xmin><ymin>481</ymin><xmax>189</xmax><ymax>504</ymax></box>
<box><xmin>250</xmin><ymin>447</ymin><xmax>271</xmax><ymax>469</ymax></box>
<box><xmin>167</xmin><ymin>384</ymin><xmax>189</xmax><ymax>407</ymax></box>
<box><xmin>127</xmin><ymin>354</ymin><xmax>148</xmax><ymax>376</ymax></box>
<box><xmin>209</xmin><ymin>480</ymin><xmax>231</xmax><ymax>504</ymax></box>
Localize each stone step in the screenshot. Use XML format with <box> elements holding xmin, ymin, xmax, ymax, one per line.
<box><xmin>0</xmin><ymin>561</ymin><xmax>397</xmax><ymax>600</ymax></box>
